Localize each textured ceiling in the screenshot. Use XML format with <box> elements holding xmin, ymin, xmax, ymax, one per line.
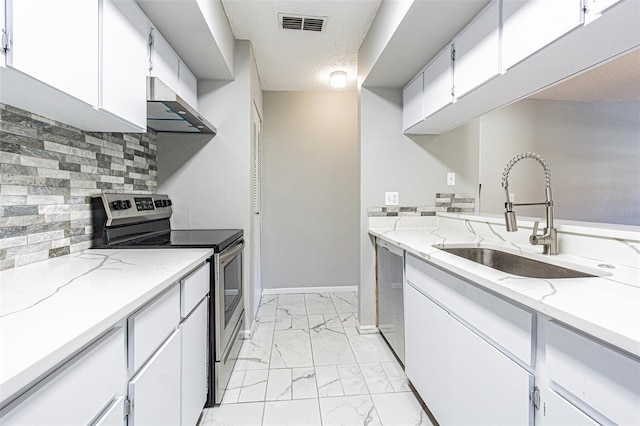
<box><xmin>528</xmin><ymin>48</ymin><xmax>640</xmax><ymax>103</ymax></box>
<box><xmin>222</xmin><ymin>0</ymin><xmax>381</xmax><ymax>91</ymax></box>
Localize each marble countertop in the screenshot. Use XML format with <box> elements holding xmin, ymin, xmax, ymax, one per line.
<box><xmin>370</xmin><ymin>215</ymin><xmax>640</xmax><ymax>358</ymax></box>
<box><xmin>0</xmin><ymin>248</ymin><xmax>213</xmax><ymax>405</ymax></box>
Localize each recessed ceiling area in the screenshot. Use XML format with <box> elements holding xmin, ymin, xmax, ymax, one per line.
<box><xmin>221</xmin><ymin>0</ymin><xmax>381</xmax><ymax>91</ymax></box>
<box><xmin>528</xmin><ymin>48</ymin><xmax>640</xmax><ymax>103</ymax></box>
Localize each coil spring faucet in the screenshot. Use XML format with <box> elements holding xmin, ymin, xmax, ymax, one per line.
<box><xmin>501</xmin><ymin>152</ymin><xmax>558</xmax><ymax>255</ymax></box>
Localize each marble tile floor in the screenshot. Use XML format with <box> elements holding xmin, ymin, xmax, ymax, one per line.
<box><xmin>200</xmin><ymin>292</ymin><xmax>433</xmax><ymax>426</ymax></box>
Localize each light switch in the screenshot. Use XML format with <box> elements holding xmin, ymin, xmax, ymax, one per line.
<box><xmin>447</xmin><ymin>172</ymin><xmax>456</xmax><ymax>186</ymax></box>
<box><xmin>385</xmin><ymin>192</ymin><xmax>399</xmax><ymax>206</ymax></box>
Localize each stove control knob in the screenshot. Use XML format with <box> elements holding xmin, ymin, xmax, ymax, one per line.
<box><xmin>154</xmin><ymin>199</ymin><xmax>163</xmax><ymax>208</ymax></box>
<box><xmin>166</xmin><ymin>199</ymin><xmax>172</xmax><ymax>206</ymax></box>
<box><xmin>111</xmin><ymin>200</ymin><xmax>131</xmax><ymax>211</ymax></box>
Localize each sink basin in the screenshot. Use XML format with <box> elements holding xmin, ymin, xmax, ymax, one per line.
<box><xmin>433</xmin><ymin>245</ymin><xmax>597</xmax><ymax>279</ymax></box>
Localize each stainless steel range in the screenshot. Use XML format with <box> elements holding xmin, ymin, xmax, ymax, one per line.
<box><xmin>91</xmin><ymin>193</ymin><xmax>244</xmax><ymax>406</ymax></box>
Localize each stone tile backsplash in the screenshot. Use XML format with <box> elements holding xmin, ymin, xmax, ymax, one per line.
<box><xmin>0</xmin><ymin>103</ymin><xmax>157</xmax><ymax>270</ymax></box>
<box><xmin>436</xmin><ymin>193</ymin><xmax>475</xmax><ymax>213</ymax></box>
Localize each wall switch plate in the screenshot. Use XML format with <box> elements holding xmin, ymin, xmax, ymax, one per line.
<box><xmin>447</xmin><ymin>172</ymin><xmax>456</xmax><ymax>186</ymax></box>
<box><xmin>385</xmin><ymin>192</ymin><xmax>399</xmax><ymax>206</ymax></box>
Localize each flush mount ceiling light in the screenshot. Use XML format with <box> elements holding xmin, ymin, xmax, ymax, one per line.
<box><xmin>330</xmin><ymin>71</ymin><xmax>348</xmax><ymax>88</ymax></box>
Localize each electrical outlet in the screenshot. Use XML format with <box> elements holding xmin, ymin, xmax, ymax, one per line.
<box><xmin>447</xmin><ymin>172</ymin><xmax>456</xmax><ymax>186</ymax></box>
<box><xmin>509</xmin><ymin>192</ymin><xmax>515</xmax><ymax>203</ymax></box>
<box><xmin>385</xmin><ymin>192</ymin><xmax>399</xmax><ymax>206</ymax></box>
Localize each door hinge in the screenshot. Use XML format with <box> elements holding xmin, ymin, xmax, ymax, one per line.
<box><xmin>1</xmin><ymin>29</ymin><xmax>10</xmax><ymax>54</ymax></box>
<box><xmin>124</xmin><ymin>397</ymin><xmax>133</xmax><ymax>418</ymax></box>
<box><xmin>148</xmin><ymin>28</ymin><xmax>155</xmax><ymax>71</ymax></box>
<box><xmin>581</xmin><ymin>0</ymin><xmax>590</xmax><ymax>13</ymax></box>
<box><xmin>530</xmin><ymin>386</ymin><xmax>540</xmax><ymax>410</ymax></box>
<box><xmin>450</xmin><ymin>45</ymin><xmax>456</xmax><ymax>62</ymax></box>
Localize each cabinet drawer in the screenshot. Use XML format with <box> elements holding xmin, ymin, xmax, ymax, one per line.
<box><xmin>129</xmin><ymin>285</ymin><xmax>180</xmax><ymax>372</ymax></box>
<box><xmin>181</xmin><ymin>263</ymin><xmax>210</xmax><ymax>318</ymax></box>
<box><xmin>0</xmin><ymin>327</ymin><xmax>126</xmax><ymax>426</ymax></box>
<box><xmin>545</xmin><ymin>320</ymin><xmax>640</xmax><ymax>425</ymax></box>
<box><xmin>406</xmin><ymin>254</ymin><xmax>533</xmax><ymax>364</ymax></box>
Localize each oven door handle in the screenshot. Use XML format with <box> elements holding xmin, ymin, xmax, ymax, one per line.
<box><xmin>220</xmin><ymin>239</ymin><xmax>244</xmax><ymax>264</ymax></box>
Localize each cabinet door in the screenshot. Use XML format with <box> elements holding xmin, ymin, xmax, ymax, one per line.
<box><xmin>405</xmin><ymin>283</ymin><xmax>533</xmax><ymax>425</ymax></box>
<box><xmin>537</xmin><ymin>388</ymin><xmax>599</xmax><ymax>426</ymax></box>
<box><xmin>178</xmin><ymin>59</ymin><xmax>198</xmax><ymax>109</ymax></box>
<box><xmin>8</xmin><ymin>0</ymin><xmax>98</xmax><ymax>106</ymax></box>
<box><xmin>180</xmin><ymin>298</ymin><xmax>208</xmax><ymax>426</ymax></box>
<box><xmin>502</xmin><ymin>0</ymin><xmax>583</xmax><ymax>71</ymax></box>
<box><xmin>150</xmin><ymin>27</ymin><xmax>179</xmax><ymax>94</ymax></box>
<box><xmin>423</xmin><ymin>45</ymin><xmax>453</xmax><ymax>119</ymax></box>
<box><xmin>101</xmin><ymin>0</ymin><xmax>149</xmax><ymax>130</ymax></box>
<box><xmin>453</xmin><ymin>0</ymin><xmax>500</xmax><ymax>98</ymax></box>
<box><xmin>129</xmin><ymin>330</ymin><xmax>181</xmax><ymax>426</ymax></box>
<box><xmin>402</xmin><ymin>72</ymin><xmax>424</xmax><ymax>131</ymax></box>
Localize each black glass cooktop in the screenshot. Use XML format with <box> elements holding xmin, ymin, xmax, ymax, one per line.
<box><xmin>123</xmin><ymin>229</ymin><xmax>242</xmax><ymax>253</ymax></box>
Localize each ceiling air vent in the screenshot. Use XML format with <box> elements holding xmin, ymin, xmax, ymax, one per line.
<box><xmin>279</xmin><ymin>13</ymin><xmax>327</xmax><ymax>32</ymax></box>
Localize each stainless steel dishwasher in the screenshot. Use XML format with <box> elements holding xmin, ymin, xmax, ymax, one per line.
<box><xmin>376</xmin><ymin>238</ymin><xmax>405</xmax><ymax>364</ymax></box>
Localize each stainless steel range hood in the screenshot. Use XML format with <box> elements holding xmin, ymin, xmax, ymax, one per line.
<box><xmin>146</xmin><ymin>77</ymin><xmax>217</xmax><ymax>135</ymax></box>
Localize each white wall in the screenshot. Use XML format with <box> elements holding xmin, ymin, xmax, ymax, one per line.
<box><xmin>359</xmin><ymin>87</ymin><xmax>479</xmax><ymax>327</ymax></box>
<box><xmin>261</xmin><ymin>91</ymin><xmax>359</xmax><ymax>290</ymax></box>
<box><xmin>479</xmin><ymin>100</ymin><xmax>640</xmax><ymax>225</ymax></box>
<box><xmin>157</xmin><ymin>40</ymin><xmax>263</xmax><ymax>328</ymax></box>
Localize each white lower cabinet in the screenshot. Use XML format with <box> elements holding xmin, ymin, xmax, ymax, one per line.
<box><xmin>0</xmin><ymin>327</ymin><xmax>126</xmax><ymax>426</ymax></box>
<box><xmin>129</xmin><ymin>330</ymin><xmax>181</xmax><ymax>426</ymax></box>
<box><xmin>396</xmin><ymin>249</ymin><xmax>640</xmax><ymax>426</ymax></box>
<box><xmin>180</xmin><ymin>298</ymin><xmax>209</xmax><ymax>426</ymax></box>
<box><xmin>405</xmin><ymin>283</ymin><xmax>533</xmax><ymax>425</ymax></box>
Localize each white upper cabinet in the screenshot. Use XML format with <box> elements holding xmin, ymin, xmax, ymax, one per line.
<box><xmin>502</xmin><ymin>0</ymin><xmax>584</xmax><ymax>71</ymax></box>
<box><xmin>8</xmin><ymin>0</ymin><xmax>99</xmax><ymax>106</ymax></box>
<box><xmin>585</xmin><ymin>0</ymin><xmax>623</xmax><ymax>21</ymax></box>
<box><xmin>150</xmin><ymin>27</ymin><xmax>180</xmax><ymax>95</ymax></box>
<box><xmin>101</xmin><ymin>0</ymin><xmax>149</xmax><ymax>131</ymax></box>
<box><xmin>422</xmin><ymin>45</ymin><xmax>454</xmax><ymax>119</ymax></box>
<box><xmin>453</xmin><ymin>0</ymin><xmax>501</xmax><ymax>98</ymax></box>
<box><xmin>402</xmin><ymin>72</ymin><xmax>424</xmax><ymax>131</ymax></box>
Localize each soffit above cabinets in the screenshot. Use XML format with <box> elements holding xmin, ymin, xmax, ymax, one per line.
<box><xmin>362</xmin><ymin>0</ymin><xmax>491</xmax><ymax>89</ymax></box>
<box><xmin>135</xmin><ymin>0</ymin><xmax>234</xmax><ymax>81</ymax></box>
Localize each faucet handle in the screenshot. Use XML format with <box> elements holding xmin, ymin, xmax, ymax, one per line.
<box><xmin>530</xmin><ymin>221</ymin><xmax>540</xmax><ymax>245</ymax></box>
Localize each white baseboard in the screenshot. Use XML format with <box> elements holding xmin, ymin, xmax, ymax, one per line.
<box><xmin>241</xmin><ymin>320</ymin><xmax>258</xmax><ymax>340</ymax></box>
<box><xmin>357</xmin><ymin>325</ymin><xmax>379</xmax><ymax>335</ymax></box>
<box><xmin>262</xmin><ymin>285</ymin><xmax>358</xmax><ymax>295</ymax></box>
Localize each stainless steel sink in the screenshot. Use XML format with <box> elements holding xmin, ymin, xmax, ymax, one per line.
<box><xmin>433</xmin><ymin>245</ymin><xmax>596</xmax><ymax>279</ymax></box>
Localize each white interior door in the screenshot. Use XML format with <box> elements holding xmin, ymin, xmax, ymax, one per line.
<box><xmin>250</xmin><ymin>102</ymin><xmax>263</xmax><ymax>317</ymax></box>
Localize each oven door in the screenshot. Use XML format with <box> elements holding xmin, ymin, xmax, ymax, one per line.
<box><xmin>214</xmin><ymin>238</ymin><xmax>244</xmax><ymax>361</ymax></box>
